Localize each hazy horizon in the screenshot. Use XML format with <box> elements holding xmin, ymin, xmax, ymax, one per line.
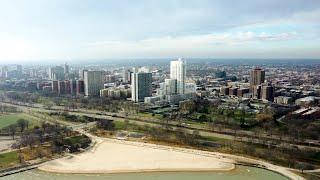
<box><xmin>1</xmin><ymin>58</ymin><xmax>320</xmax><ymax>66</ymax></box>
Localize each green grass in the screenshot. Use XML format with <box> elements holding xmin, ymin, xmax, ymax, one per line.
<box><xmin>114</xmin><ymin>121</ymin><xmax>147</xmax><ymax>133</ymax></box>
<box><xmin>0</xmin><ymin>151</ymin><xmax>19</xmax><ymax>168</ymax></box>
<box><xmin>138</xmin><ymin>112</ymin><xmax>161</xmax><ymax>119</ymax></box>
<box><xmin>201</xmin><ymin>135</ymin><xmax>226</xmax><ymax>142</ymax></box>
<box><xmin>64</xmin><ymin>135</ymin><xmax>87</xmax><ymax>144</ymax></box>
<box><xmin>114</xmin><ymin>121</ymin><xmax>126</xmax><ymax>130</ymax></box>
<box><xmin>0</xmin><ymin>113</ymin><xmax>40</xmax><ymax>129</ymax></box>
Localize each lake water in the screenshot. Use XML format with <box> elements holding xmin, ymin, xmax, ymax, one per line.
<box><xmin>2</xmin><ymin>166</ymin><xmax>288</xmax><ymax>180</ymax></box>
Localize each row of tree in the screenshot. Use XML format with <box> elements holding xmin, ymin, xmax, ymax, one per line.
<box><xmin>2</xmin><ymin>119</ymin><xmax>29</xmax><ymax>139</ymax></box>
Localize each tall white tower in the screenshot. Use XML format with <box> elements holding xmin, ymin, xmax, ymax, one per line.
<box><xmin>170</xmin><ymin>58</ymin><xmax>186</xmax><ymax>94</ymax></box>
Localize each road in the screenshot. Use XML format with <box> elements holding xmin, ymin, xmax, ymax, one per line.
<box><xmin>25</xmin><ymin>102</ymin><xmax>320</xmax><ymax>147</ymax></box>
<box><xmin>2</xmin><ymin>101</ymin><xmax>320</xmax><ymax>179</ymax></box>
<box><xmin>1</xmin><ymin>101</ymin><xmax>320</xmax><ymax>151</ymax></box>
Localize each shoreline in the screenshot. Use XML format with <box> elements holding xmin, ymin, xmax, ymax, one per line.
<box><xmin>38</xmin><ymin>137</ymin><xmax>304</xmax><ymax>180</ymax></box>
<box><xmin>39</xmin><ymin>137</ymin><xmax>235</xmax><ymax>173</ymax></box>
<box><xmin>39</xmin><ymin>167</ymin><xmax>236</xmax><ymax>174</ymax></box>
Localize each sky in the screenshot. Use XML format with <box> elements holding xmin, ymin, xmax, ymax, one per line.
<box><xmin>0</xmin><ymin>0</ymin><xmax>319</xmax><ymax>63</ymax></box>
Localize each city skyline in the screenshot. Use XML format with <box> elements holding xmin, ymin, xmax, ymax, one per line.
<box><xmin>0</xmin><ymin>0</ymin><xmax>320</xmax><ymax>63</ymax></box>
<box><xmin>0</xmin><ymin>54</ymin><xmax>320</xmax><ymax>179</ymax></box>
<box><xmin>0</xmin><ymin>1</ymin><xmax>320</xmax><ymax>179</ymax></box>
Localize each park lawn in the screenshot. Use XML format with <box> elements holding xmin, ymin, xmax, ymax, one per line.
<box><xmin>182</xmin><ymin>119</ymin><xmax>207</xmax><ymax>129</ymax></box>
<box><xmin>114</xmin><ymin>121</ymin><xmax>141</xmax><ymax>132</ymax></box>
<box><xmin>114</xmin><ymin>121</ymin><xmax>127</xmax><ymax>130</ymax></box>
<box><xmin>138</xmin><ymin>112</ymin><xmax>162</xmax><ymax>119</ymax></box>
<box><xmin>0</xmin><ymin>151</ymin><xmax>19</xmax><ymax>169</ymax></box>
<box><xmin>0</xmin><ymin>113</ymin><xmax>41</xmax><ymax>129</ymax></box>
<box><xmin>201</xmin><ymin>135</ymin><xmax>227</xmax><ymax>142</ymax></box>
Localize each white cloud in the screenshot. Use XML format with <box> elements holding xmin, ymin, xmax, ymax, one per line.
<box><xmin>84</xmin><ymin>31</ymin><xmax>298</xmax><ymax>58</ymax></box>
<box><xmin>239</xmin><ymin>9</ymin><xmax>320</xmax><ymax>30</ymax></box>
<box><xmin>0</xmin><ymin>31</ymin><xmax>300</xmax><ymax>62</ymax></box>
<box><xmin>235</xmin><ymin>32</ymin><xmax>297</xmax><ymax>41</ymax></box>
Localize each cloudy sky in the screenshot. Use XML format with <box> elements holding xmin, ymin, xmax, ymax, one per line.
<box><xmin>0</xmin><ymin>0</ymin><xmax>319</xmax><ymax>63</ymax></box>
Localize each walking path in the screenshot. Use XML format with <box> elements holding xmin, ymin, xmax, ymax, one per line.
<box><xmin>39</xmin><ymin>136</ymin><xmax>305</xmax><ymax>180</ymax></box>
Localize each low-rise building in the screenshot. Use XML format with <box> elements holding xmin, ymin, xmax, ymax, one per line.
<box><xmin>100</xmin><ymin>87</ymin><xmax>131</xmax><ymax>99</ymax></box>
<box><xmin>237</xmin><ymin>88</ymin><xmax>250</xmax><ymax>97</ymax></box>
<box><xmin>295</xmin><ymin>96</ymin><xmax>317</xmax><ymax>106</ymax></box>
<box><xmin>274</xmin><ymin>96</ymin><xmax>293</xmax><ymax>105</ymax></box>
<box><xmin>144</xmin><ymin>96</ymin><xmax>162</xmax><ymax>104</ymax></box>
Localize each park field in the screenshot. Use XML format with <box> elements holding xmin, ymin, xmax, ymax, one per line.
<box><xmin>0</xmin><ymin>151</ymin><xmax>18</xmax><ymax>169</ymax></box>
<box><xmin>0</xmin><ymin>113</ymin><xmax>40</xmax><ymax>129</ymax></box>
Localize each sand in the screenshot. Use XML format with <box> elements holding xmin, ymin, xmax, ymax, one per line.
<box><xmin>0</xmin><ymin>136</ymin><xmax>16</xmax><ymax>152</ymax></box>
<box><xmin>39</xmin><ymin>136</ymin><xmax>304</xmax><ymax>180</ymax></box>
<box><xmin>39</xmin><ymin>138</ymin><xmax>235</xmax><ymax>173</ymax></box>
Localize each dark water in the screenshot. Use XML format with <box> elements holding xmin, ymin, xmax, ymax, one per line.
<box><xmin>2</xmin><ymin>166</ymin><xmax>288</xmax><ymax>180</ymax></box>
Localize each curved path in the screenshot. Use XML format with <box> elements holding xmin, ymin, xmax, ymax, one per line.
<box><xmin>39</xmin><ymin>135</ymin><xmax>304</xmax><ymax>180</ymax></box>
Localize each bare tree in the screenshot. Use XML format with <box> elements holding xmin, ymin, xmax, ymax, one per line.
<box><xmin>8</xmin><ymin>124</ymin><xmax>17</xmax><ymax>139</ymax></box>
<box><xmin>17</xmin><ymin>119</ymin><xmax>29</xmax><ymax>133</ymax></box>
<box><xmin>22</xmin><ymin>133</ymin><xmax>36</xmax><ymax>149</ymax></box>
<box><xmin>18</xmin><ymin>145</ymin><xmax>24</xmax><ymax>164</ymax></box>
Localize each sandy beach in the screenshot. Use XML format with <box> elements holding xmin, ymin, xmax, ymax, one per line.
<box><xmin>0</xmin><ymin>136</ymin><xmax>16</xmax><ymax>152</ymax></box>
<box><xmin>39</xmin><ymin>136</ymin><xmax>304</xmax><ymax>180</ymax></box>
<box><xmin>39</xmin><ymin>137</ymin><xmax>235</xmax><ymax>173</ymax></box>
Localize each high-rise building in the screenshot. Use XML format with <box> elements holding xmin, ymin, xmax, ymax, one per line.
<box><xmin>64</xmin><ymin>63</ymin><xmax>69</xmax><ymax>79</ymax></box>
<box><xmin>1</xmin><ymin>66</ymin><xmax>8</xmax><ymax>78</ymax></box>
<box><xmin>64</xmin><ymin>80</ymin><xmax>72</xmax><ymax>94</ymax></box>
<box><xmin>250</xmin><ymin>68</ymin><xmax>265</xmax><ymax>86</ymax></box>
<box><xmin>71</xmin><ymin>80</ymin><xmax>77</xmax><ymax>95</ymax></box>
<box><xmin>49</xmin><ymin>66</ymin><xmax>65</xmax><ymax>80</ymax></box>
<box><xmin>53</xmin><ymin>80</ymin><xmax>73</xmax><ymax>95</ymax></box>
<box><xmin>52</xmin><ymin>80</ymin><xmax>59</xmax><ymax>93</ymax></box>
<box><xmin>84</xmin><ymin>71</ymin><xmax>104</xmax><ymax>96</ymax></box>
<box><xmin>131</xmin><ymin>72</ymin><xmax>152</xmax><ymax>102</ymax></box>
<box><xmin>76</xmin><ymin>80</ymin><xmax>85</xmax><ymax>95</ymax></box>
<box><xmin>253</xmin><ymin>85</ymin><xmax>262</xmax><ymax>99</ymax></box>
<box><xmin>123</xmin><ymin>69</ymin><xmax>131</xmax><ymax>83</ymax></box>
<box><xmin>262</xmin><ymin>85</ymin><xmax>274</xmax><ymax>102</ymax></box>
<box><xmin>170</xmin><ymin>58</ymin><xmax>186</xmax><ymax>94</ymax></box>
<box><xmin>79</xmin><ymin>69</ymin><xmax>87</xmax><ymax>80</ymax></box>
<box><xmin>58</xmin><ymin>81</ymin><xmax>66</xmax><ymax>95</ymax></box>
<box><xmin>164</xmin><ymin>79</ymin><xmax>177</xmax><ymax>95</ymax></box>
